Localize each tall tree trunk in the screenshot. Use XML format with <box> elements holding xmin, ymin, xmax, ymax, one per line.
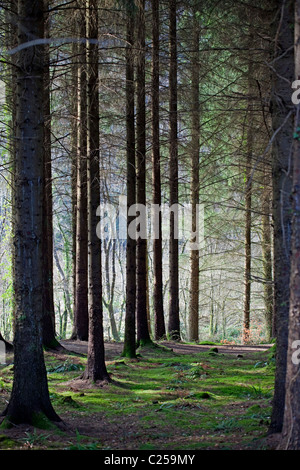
<box><xmin>269</xmin><ymin>0</ymin><xmax>294</xmax><ymax>435</ymax></box>
<box><xmin>136</xmin><ymin>0</ymin><xmax>151</xmax><ymax>346</ymax></box>
<box><xmin>168</xmin><ymin>0</ymin><xmax>180</xmax><ymax>341</ymax></box>
<box><xmin>261</xmin><ymin>164</ymin><xmax>273</xmax><ymax>342</ymax></box>
<box><xmin>72</xmin><ymin>8</ymin><xmax>89</xmax><ymax>341</ymax></box>
<box><xmin>278</xmin><ymin>0</ymin><xmax>300</xmax><ymax>449</ymax></box>
<box><xmin>242</xmin><ymin>24</ymin><xmax>255</xmax><ymax>344</ymax></box>
<box><xmin>188</xmin><ymin>4</ymin><xmax>200</xmax><ymax>342</ymax></box>
<box><xmin>2</xmin><ymin>0</ymin><xmax>60</xmax><ymax>426</ymax></box>
<box><xmin>122</xmin><ymin>5</ymin><xmax>137</xmax><ymax>358</ymax></box>
<box><xmin>71</xmin><ymin>8</ymin><xmax>79</xmax><ymax>327</ymax></box>
<box><xmin>243</xmin><ymin>142</ymin><xmax>252</xmax><ymax>344</ymax></box>
<box><xmin>42</xmin><ymin>0</ymin><xmax>61</xmax><ymax>350</ymax></box>
<box><xmin>82</xmin><ymin>0</ymin><xmax>109</xmax><ymax>382</ymax></box>
<box><xmin>152</xmin><ymin>0</ymin><xmax>165</xmax><ymax>341</ymax></box>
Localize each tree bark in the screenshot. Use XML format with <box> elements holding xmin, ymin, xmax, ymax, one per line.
<box><xmin>2</xmin><ymin>0</ymin><xmax>60</xmax><ymax>426</ymax></box>
<box><xmin>243</xmin><ymin>135</ymin><xmax>252</xmax><ymax>344</ymax></box>
<box><xmin>168</xmin><ymin>0</ymin><xmax>180</xmax><ymax>341</ymax></box>
<box><xmin>277</xmin><ymin>0</ymin><xmax>300</xmax><ymax>449</ymax></box>
<box><xmin>72</xmin><ymin>7</ymin><xmax>89</xmax><ymax>341</ymax></box>
<box><xmin>71</xmin><ymin>6</ymin><xmax>79</xmax><ymax>328</ymax></box>
<box><xmin>242</xmin><ymin>22</ymin><xmax>255</xmax><ymax>344</ymax></box>
<box><xmin>42</xmin><ymin>0</ymin><xmax>61</xmax><ymax>350</ymax></box>
<box><xmin>188</xmin><ymin>4</ymin><xmax>200</xmax><ymax>342</ymax></box>
<box><xmin>152</xmin><ymin>0</ymin><xmax>166</xmax><ymax>341</ymax></box>
<box><xmin>136</xmin><ymin>0</ymin><xmax>151</xmax><ymax>346</ymax></box>
<box><xmin>261</xmin><ymin>165</ymin><xmax>273</xmax><ymax>342</ymax></box>
<box><xmin>269</xmin><ymin>0</ymin><xmax>294</xmax><ymax>435</ymax></box>
<box><xmin>122</xmin><ymin>5</ymin><xmax>137</xmax><ymax>358</ymax></box>
<box><xmin>82</xmin><ymin>0</ymin><xmax>109</xmax><ymax>382</ymax></box>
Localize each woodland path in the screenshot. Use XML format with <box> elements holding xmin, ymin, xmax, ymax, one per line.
<box><xmin>61</xmin><ymin>339</ymin><xmax>272</xmax><ymax>360</ymax></box>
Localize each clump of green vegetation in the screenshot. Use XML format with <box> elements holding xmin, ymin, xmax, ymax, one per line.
<box><xmin>47</xmin><ymin>360</ymin><xmax>84</xmax><ymax>374</ymax></box>
<box><xmin>0</xmin><ymin>434</ymin><xmax>18</xmax><ymax>449</ymax></box>
<box><xmin>188</xmin><ymin>364</ymin><xmax>206</xmax><ymax>379</ymax></box>
<box><xmin>58</xmin><ymin>395</ymin><xmax>82</xmax><ymax>408</ymax></box>
<box><xmin>214</xmin><ymin>417</ymin><xmax>240</xmax><ymax>432</ymax></box>
<box><xmin>65</xmin><ymin>430</ymin><xmax>100</xmax><ymax>450</ymax></box>
<box><xmin>20</xmin><ymin>429</ymin><xmax>51</xmax><ymax>447</ymax></box>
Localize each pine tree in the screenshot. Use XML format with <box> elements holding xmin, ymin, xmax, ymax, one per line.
<box><xmin>82</xmin><ymin>0</ymin><xmax>109</xmax><ymax>382</ymax></box>
<box><xmin>122</xmin><ymin>2</ymin><xmax>137</xmax><ymax>358</ymax></box>
<box><xmin>2</xmin><ymin>0</ymin><xmax>60</xmax><ymax>426</ymax></box>
<box><xmin>168</xmin><ymin>0</ymin><xmax>180</xmax><ymax>341</ymax></box>
<box><xmin>42</xmin><ymin>0</ymin><xmax>61</xmax><ymax>350</ymax></box>
<box><xmin>277</xmin><ymin>0</ymin><xmax>300</xmax><ymax>449</ymax></box>
<box><xmin>72</xmin><ymin>6</ymin><xmax>89</xmax><ymax>341</ymax></box>
<box><xmin>188</xmin><ymin>2</ymin><xmax>201</xmax><ymax>342</ymax></box>
<box><xmin>269</xmin><ymin>0</ymin><xmax>294</xmax><ymax>435</ymax></box>
<box><xmin>136</xmin><ymin>0</ymin><xmax>152</xmax><ymax>346</ymax></box>
<box><xmin>152</xmin><ymin>0</ymin><xmax>166</xmax><ymax>341</ymax></box>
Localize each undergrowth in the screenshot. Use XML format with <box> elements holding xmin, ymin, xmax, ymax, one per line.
<box><xmin>0</xmin><ymin>342</ymin><xmax>275</xmax><ymax>450</ymax></box>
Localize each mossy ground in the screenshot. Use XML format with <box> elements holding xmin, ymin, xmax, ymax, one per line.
<box><xmin>0</xmin><ymin>342</ymin><xmax>275</xmax><ymax>450</ymax></box>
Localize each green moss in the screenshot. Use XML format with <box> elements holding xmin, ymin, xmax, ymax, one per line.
<box><xmin>58</xmin><ymin>395</ymin><xmax>81</xmax><ymax>408</ymax></box>
<box><xmin>121</xmin><ymin>345</ymin><xmax>137</xmax><ymax>359</ymax></box>
<box><xmin>137</xmin><ymin>341</ymin><xmax>173</xmax><ymax>354</ymax></box>
<box><xmin>31</xmin><ymin>412</ymin><xmax>58</xmax><ymax>430</ymax></box>
<box><xmin>0</xmin><ymin>418</ymin><xmax>13</xmax><ymax>430</ymax></box>
<box><xmin>137</xmin><ymin>338</ymin><xmax>154</xmax><ymax>348</ymax></box>
<box><xmin>42</xmin><ymin>343</ymin><xmax>274</xmax><ymax>449</ymax></box>
<box><xmin>199</xmin><ymin>392</ymin><xmax>211</xmax><ymax>399</ymax></box>
<box><xmin>0</xmin><ymin>434</ymin><xmax>17</xmax><ymax>448</ymax></box>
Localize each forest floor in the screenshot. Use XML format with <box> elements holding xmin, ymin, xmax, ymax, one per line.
<box><xmin>0</xmin><ymin>339</ymin><xmax>280</xmax><ymax>451</ymax></box>
<box><xmin>61</xmin><ymin>339</ymin><xmax>272</xmax><ymax>359</ymax></box>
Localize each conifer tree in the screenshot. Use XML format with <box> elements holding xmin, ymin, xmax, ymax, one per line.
<box><xmin>2</xmin><ymin>0</ymin><xmax>60</xmax><ymax>425</ymax></box>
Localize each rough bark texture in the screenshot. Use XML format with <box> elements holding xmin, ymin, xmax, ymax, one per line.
<box><xmin>188</xmin><ymin>5</ymin><xmax>200</xmax><ymax>342</ymax></box>
<box><xmin>242</xmin><ymin>23</ymin><xmax>255</xmax><ymax>344</ymax></box>
<box><xmin>278</xmin><ymin>0</ymin><xmax>300</xmax><ymax>449</ymax></box>
<box><xmin>122</xmin><ymin>7</ymin><xmax>137</xmax><ymax>358</ymax></box>
<box><xmin>243</xmin><ymin>121</ymin><xmax>252</xmax><ymax>343</ymax></box>
<box><xmin>167</xmin><ymin>0</ymin><xmax>180</xmax><ymax>341</ymax></box>
<box><xmin>72</xmin><ymin>8</ymin><xmax>89</xmax><ymax>341</ymax></box>
<box><xmin>261</xmin><ymin>167</ymin><xmax>273</xmax><ymax>342</ymax></box>
<box><xmin>136</xmin><ymin>0</ymin><xmax>151</xmax><ymax>346</ymax></box>
<box><xmin>2</xmin><ymin>0</ymin><xmax>60</xmax><ymax>425</ymax></box>
<box><xmin>152</xmin><ymin>0</ymin><xmax>166</xmax><ymax>341</ymax></box>
<box><xmin>82</xmin><ymin>0</ymin><xmax>109</xmax><ymax>382</ymax></box>
<box><xmin>42</xmin><ymin>0</ymin><xmax>60</xmax><ymax>350</ymax></box>
<box><xmin>269</xmin><ymin>0</ymin><xmax>294</xmax><ymax>435</ymax></box>
<box><xmin>71</xmin><ymin>7</ymin><xmax>79</xmax><ymax>328</ymax></box>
